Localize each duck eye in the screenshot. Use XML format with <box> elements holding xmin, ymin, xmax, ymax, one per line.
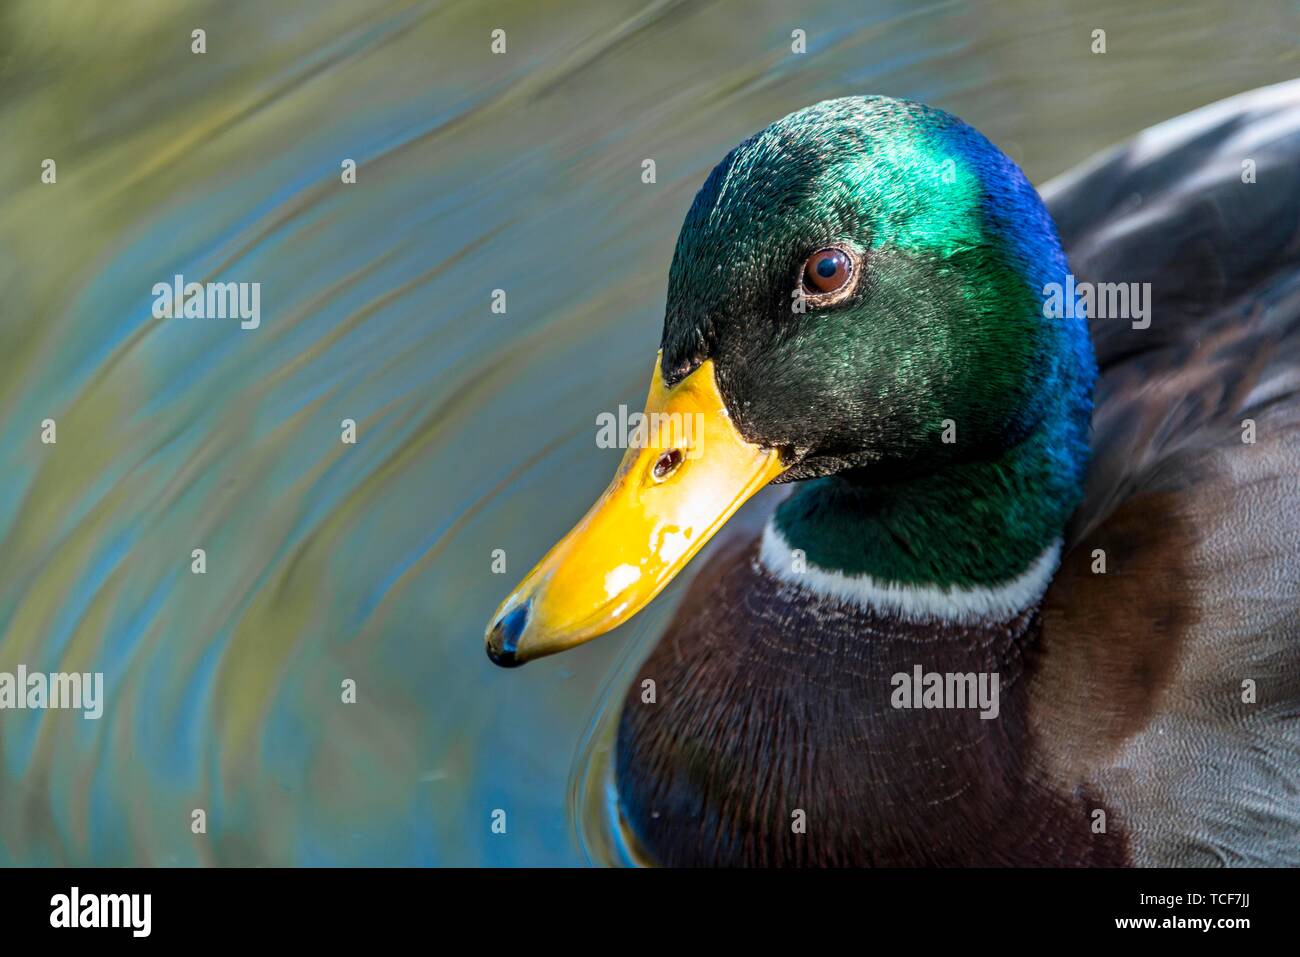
<box><xmin>802</xmin><ymin>247</ymin><xmax>854</xmax><ymax>296</ymax></box>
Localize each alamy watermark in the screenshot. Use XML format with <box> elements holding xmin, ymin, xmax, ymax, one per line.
<box><xmin>596</xmin><ymin>405</ymin><xmax>705</xmax><ymax>458</ymax></box>
<box><xmin>152</xmin><ymin>274</ymin><xmax>261</xmax><ymax>330</ymax></box>
<box><xmin>1043</xmin><ymin>274</ymin><xmax>1150</xmax><ymax>330</ymax></box>
<box><xmin>891</xmin><ymin>665</ymin><xmax>999</xmax><ymax>720</ymax></box>
<box><xmin>50</xmin><ymin>887</ymin><xmax>150</xmax><ymax>937</ymax></box>
<box><xmin>0</xmin><ymin>666</ymin><xmax>104</xmax><ymax>719</ymax></box>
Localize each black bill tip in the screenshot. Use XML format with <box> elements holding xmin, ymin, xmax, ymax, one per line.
<box><xmin>485</xmin><ymin>603</ymin><xmax>530</xmax><ymax>668</ymax></box>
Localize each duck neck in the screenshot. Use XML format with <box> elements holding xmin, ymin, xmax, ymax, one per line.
<box><xmin>768</xmin><ymin>419</ymin><xmax>1084</xmax><ymax>611</ymax></box>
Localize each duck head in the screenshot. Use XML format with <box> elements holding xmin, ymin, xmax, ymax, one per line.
<box><xmin>486</xmin><ymin>96</ymin><xmax>1094</xmax><ymax>666</ymax></box>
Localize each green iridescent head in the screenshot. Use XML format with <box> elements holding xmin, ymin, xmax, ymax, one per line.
<box><xmin>660</xmin><ymin>96</ymin><xmax>1095</xmax><ymax>490</ymax></box>
<box><xmin>485</xmin><ymin>97</ymin><xmax>1100</xmax><ymax>667</ymax></box>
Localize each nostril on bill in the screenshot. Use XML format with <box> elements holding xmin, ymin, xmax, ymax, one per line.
<box><xmin>652</xmin><ymin>448</ymin><xmax>684</xmax><ymax>482</ymax></box>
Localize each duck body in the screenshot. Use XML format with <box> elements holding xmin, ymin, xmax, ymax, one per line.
<box><xmin>486</xmin><ymin>85</ymin><xmax>1300</xmax><ymax>867</ymax></box>
<box><xmin>614</xmin><ymin>86</ymin><xmax>1300</xmax><ymax>867</ymax></box>
<box><xmin>616</xmin><ymin>539</ymin><xmax>1128</xmax><ymax>866</ymax></box>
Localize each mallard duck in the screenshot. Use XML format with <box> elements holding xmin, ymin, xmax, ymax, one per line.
<box><xmin>485</xmin><ymin>83</ymin><xmax>1300</xmax><ymax>866</ymax></box>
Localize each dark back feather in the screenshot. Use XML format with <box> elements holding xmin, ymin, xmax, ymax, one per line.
<box><xmin>1034</xmin><ymin>80</ymin><xmax>1300</xmax><ymax>865</ymax></box>
<box><xmin>1043</xmin><ymin>80</ymin><xmax>1300</xmax><ymax>541</ymax></box>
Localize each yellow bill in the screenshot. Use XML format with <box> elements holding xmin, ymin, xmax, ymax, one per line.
<box><xmin>485</xmin><ymin>355</ymin><xmax>786</xmax><ymax>666</ymax></box>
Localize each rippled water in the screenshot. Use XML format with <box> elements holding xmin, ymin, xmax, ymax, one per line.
<box><xmin>0</xmin><ymin>0</ymin><xmax>1295</xmax><ymax>865</ymax></box>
